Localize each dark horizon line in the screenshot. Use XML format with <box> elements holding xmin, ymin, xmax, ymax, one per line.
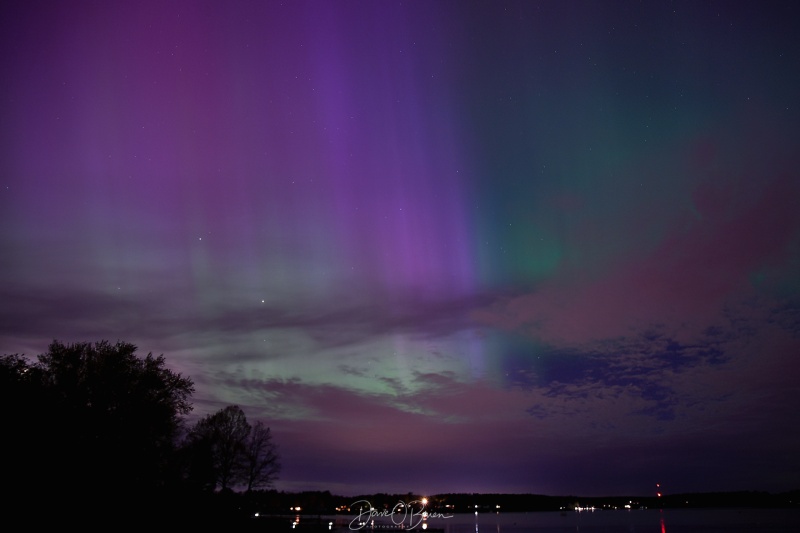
<box><xmin>235</xmin><ymin>487</ymin><xmax>800</xmax><ymax>515</ymax></box>
<box><xmin>262</xmin><ymin>487</ymin><xmax>800</xmax><ymax>499</ymax></box>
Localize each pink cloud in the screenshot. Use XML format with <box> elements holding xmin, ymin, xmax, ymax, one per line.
<box><xmin>475</xmin><ymin>147</ymin><xmax>800</xmax><ymax>346</ymax></box>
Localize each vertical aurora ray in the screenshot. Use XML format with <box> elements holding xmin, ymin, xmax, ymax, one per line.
<box><xmin>156</xmin><ymin>1</ymin><xmax>491</xmax><ymax>395</ymax></box>
<box><xmin>288</xmin><ymin>2</ymin><xmax>486</xmax><ymax>384</ymax></box>
<box><xmin>299</xmin><ymin>3</ymin><xmax>479</xmax><ymax>300</ymax></box>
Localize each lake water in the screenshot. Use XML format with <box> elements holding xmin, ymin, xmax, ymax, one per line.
<box><xmin>312</xmin><ymin>509</ymin><xmax>800</xmax><ymax>533</ymax></box>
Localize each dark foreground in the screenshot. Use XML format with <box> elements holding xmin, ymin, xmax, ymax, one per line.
<box><xmin>14</xmin><ymin>489</ymin><xmax>799</xmax><ymax>529</ymax></box>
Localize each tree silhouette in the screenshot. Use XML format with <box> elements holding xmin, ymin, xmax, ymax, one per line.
<box><xmin>2</xmin><ymin>340</ymin><xmax>195</xmax><ymax>522</ymax></box>
<box><xmin>188</xmin><ymin>405</ymin><xmax>250</xmax><ymax>490</ymax></box>
<box><xmin>1</xmin><ymin>353</ymin><xmax>45</xmax><ymax>496</ymax></box>
<box><xmin>186</xmin><ymin>405</ymin><xmax>281</xmax><ymax>492</ymax></box>
<box><xmin>3</xmin><ymin>340</ymin><xmax>283</xmax><ymax>525</ymax></box>
<box><xmin>242</xmin><ymin>420</ymin><xmax>281</xmax><ymax>492</ymax></box>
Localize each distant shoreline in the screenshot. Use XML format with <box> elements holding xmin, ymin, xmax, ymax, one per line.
<box><xmin>241</xmin><ymin>489</ymin><xmax>800</xmax><ymax>515</ymax></box>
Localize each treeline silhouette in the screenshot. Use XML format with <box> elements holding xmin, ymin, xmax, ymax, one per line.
<box><xmin>1</xmin><ymin>340</ymin><xmax>280</xmax><ymax>527</ymax></box>
<box><xmin>247</xmin><ymin>489</ymin><xmax>800</xmax><ymax>515</ymax></box>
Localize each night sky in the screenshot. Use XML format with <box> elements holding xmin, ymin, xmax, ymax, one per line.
<box><xmin>2</xmin><ymin>1</ymin><xmax>799</xmax><ymax>498</ymax></box>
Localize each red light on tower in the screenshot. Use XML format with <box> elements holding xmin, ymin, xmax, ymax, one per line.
<box><xmin>656</xmin><ymin>483</ymin><xmax>662</xmax><ymax>498</ymax></box>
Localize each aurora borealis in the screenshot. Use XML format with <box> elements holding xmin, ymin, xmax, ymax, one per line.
<box><xmin>2</xmin><ymin>0</ymin><xmax>799</xmax><ymax>497</ymax></box>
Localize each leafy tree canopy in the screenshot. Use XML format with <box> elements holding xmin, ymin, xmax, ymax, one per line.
<box><xmin>186</xmin><ymin>405</ymin><xmax>281</xmax><ymax>492</ymax></box>
<box><xmin>2</xmin><ymin>340</ymin><xmax>196</xmax><ymax>519</ymax></box>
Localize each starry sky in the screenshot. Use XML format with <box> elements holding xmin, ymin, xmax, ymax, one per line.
<box><xmin>2</xmin><ymin>0</ymin><xmax>799</xmax><ymax>497</ymax></box>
